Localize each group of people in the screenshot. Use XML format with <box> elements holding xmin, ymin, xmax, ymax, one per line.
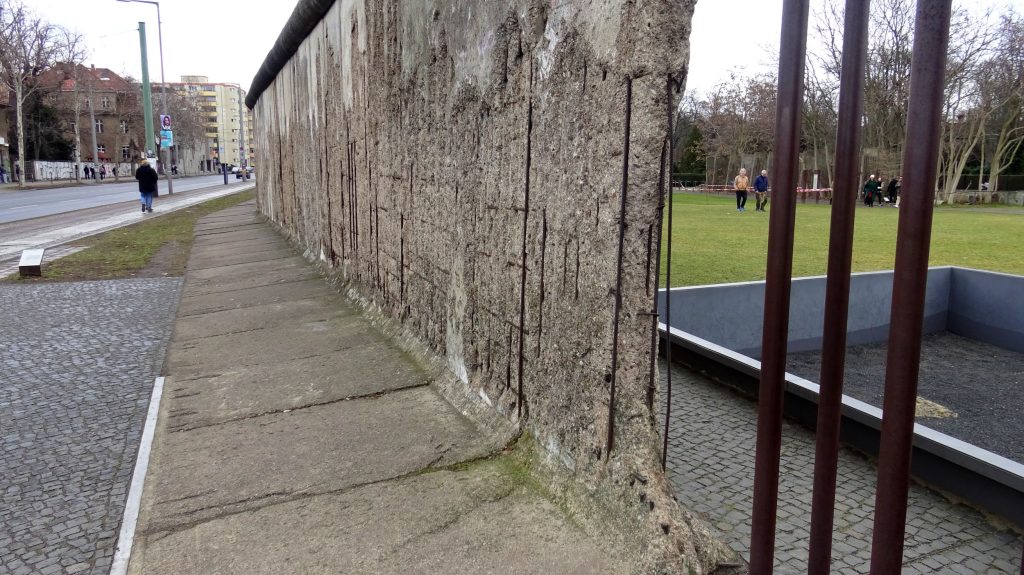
<box><xmin>731</xmin><ymin>168</ymin><xmax>903</xmax><ymax>210</ymax></box>
<box><xmin>733</xmin><ymin>168</ymin><xmax>771</xmax><ymax>212</ymax></box>
<box><xmin>81</xmin><ymin>164</ymin><xmax>117</xmax><ymax>180</ymax></box>
<box><xmin>863</xmin><ymin>175</ymin><xmax>902</xmax><ymax>207</ymax></box>
<box><xmin>0</xmin><ymin>164</ymin><xmax>20</xmax><ymax>183</ymax></box>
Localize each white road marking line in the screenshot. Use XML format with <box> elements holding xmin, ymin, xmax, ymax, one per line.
<box><xmin>109</xmin><ymin>375</ymin><xmax>165</xmax><ymax>575</ymax></box>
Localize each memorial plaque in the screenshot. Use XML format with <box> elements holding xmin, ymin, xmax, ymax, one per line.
<box><xmin>18</xmin><ymin>248</ymin><xmax>44</xmax><ymax>277</ymax></box>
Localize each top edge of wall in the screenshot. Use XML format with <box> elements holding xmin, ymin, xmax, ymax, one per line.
<box><xmin>246</xmin><ymin>0</ymin><xmax>336</xmax><ymax>109</ymax></box>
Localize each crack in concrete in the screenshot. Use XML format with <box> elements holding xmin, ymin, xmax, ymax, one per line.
<box><xmin>175</xmin><ymin>294</ymin><xmax>332</xmax><ymax>317</ymax></box>
<box><xmin>164</xmin><ymin>381</ymin><xmax>431</xmax><ymax>433</ymax></box>
<box><xmin>379</xmin><ymin>486</ymin><xmax>519</xmax><ymax>560</ymax></box>
<box><xmin>179</xmin><ymin>277</ymin><xmax>324</xmax><ymax>300</ymax></box>
<box><xmin>140</xmin><ymin>449</ymin><xmax>498</xmax><ymax>542</ymax></box>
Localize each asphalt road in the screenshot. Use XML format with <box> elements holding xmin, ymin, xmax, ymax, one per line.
<box><xmin>0</xmin><ymin>175</ymin><xmax>233</xmax><ymax>224</ymax></box>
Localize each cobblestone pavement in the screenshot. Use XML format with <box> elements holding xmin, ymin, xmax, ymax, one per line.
<box><xmin>1</xmin><ymin>279</ymin><xmax>182</xmax><ymax>575</ymax></box>
<box><xmin>661</xmin><ymin>360</ymin><xmax>1024</xmax><ymax>574</ymax></box>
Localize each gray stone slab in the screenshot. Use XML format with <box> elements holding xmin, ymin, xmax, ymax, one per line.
<box><xmin>184</xmin><ymin>256</ymin><xmax>309</xmax><ymax>282</ymax></box>
<box><xmin>140</xmin><ymin>387</ymin><xmax>492</xmax><ymax>535</ymax></box>
<box><xmin>194</xmin><ymin>221</ymin><xmax>265</xmax><ymax>233</ymax></box>
<box><xmin>181</xmin><ymin>263</ymin><xmax>319</xmax><ymax>296</ymax></box>
<box><xmin>186</xmin><ymin>248</ymin><xmax>299</xmax><ymax>271</ymax></box>
<box><xmin>171</xmin><ymin>298</ymin><xmax>353</xmax><ymax>341</ymax></box>
<box><xmin>166</xmin><ymin>314</ymin><xmax>381</xmax><ymax>373</ymax></box>
<box><xmin>190</xmin><ymin>228</ymin><xmax>282</xmax><ymax>246</ymax></box>
<box><xmin>176</xmin><ymin>279</ymin><xmax>336</xmax><ymax>317</ymax></box>
<box><xmin>189</xmin><ymin>237</ymin><xmax>290</xmax><ymax>257</ymax></box>
<box><xmin>132</xmin><ymin>468</ymin><xmax>630</xmax><ymax>575</ymax></box>
<box><xmin>162</xmin><ymin>347</ymin><xmax>429</xmax><ymax>431</ymax></box>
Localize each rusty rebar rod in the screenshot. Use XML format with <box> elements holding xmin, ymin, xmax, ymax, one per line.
<box><xmin>806</xmin><ymin>1</ymin><xmax>871</xmax><ymax>572</ymax></box>
<box><xmin>868</xmin><ymin>1</ymin><xmax>952</xmax><ymax>573</ymax></box>
<box><xmin>607</xmin><ymin>77</ymin><xmax>633</xmax><ymax>456</ymax></box>
<box><xmin>661</xmin><ymin>75</ymin><xmax>677</xmax><ymax>471</ymax></box>
<box><xmin>748</xmin><ymin>0</ymin><xmax>810</xmax><ymax>571</ymax></box>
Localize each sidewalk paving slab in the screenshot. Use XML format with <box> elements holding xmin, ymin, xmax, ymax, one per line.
<box><xmin>134</xmin><ymin>468</ymin><xmax>628</xmax><ymax>575</ymax></box>
<box><xmin>176</xmin><ymin>279</ymin><xmax>337</xmax><ymax>317</ymax></box>
<box><xmin>128</xmin><ymin>201</ymin><xmax>632</xmax><ymax>574</ymax></box>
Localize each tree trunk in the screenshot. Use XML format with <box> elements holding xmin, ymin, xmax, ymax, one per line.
<box><xmin>73</xmin><ymin>89</ymin><xmax>83</xmax><ymax>183</ymax></box>
<box><xmin>15</xmin><ymin>83</ymin><xmax>26</xmax><ymax>188</ymax></box>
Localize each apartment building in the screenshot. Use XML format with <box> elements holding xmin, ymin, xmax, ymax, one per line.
<box><xmin>163</xmin><ymin>76</ymin><xmax>255</xmax><ymax>168</ymax></box>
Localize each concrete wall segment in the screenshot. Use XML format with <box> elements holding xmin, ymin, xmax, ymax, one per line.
<box><xmin>250</xmin><ymin>1</ymin><xmax>736</xmax><ymax>571</ymax></box>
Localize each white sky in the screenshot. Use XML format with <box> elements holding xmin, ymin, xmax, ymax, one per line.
<box><xmin>27</xmin><ymin>0</ymin><xmax>299</xmax><ymax>90</ymax></box>
<box><xmin>687</xmin><ymin>0</ymin><xmax>1024</xmax><ymax>97</ymax></box>
<box><xmin>24</xmin><ymin>0</ymin><xmax>1024</xmax><ymax>96</ymax></box>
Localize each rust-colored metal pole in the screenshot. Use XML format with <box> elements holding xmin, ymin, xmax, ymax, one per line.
<box><xmin>806</xmin><ymin>1</ymin><xmax>871</xmax><ymax>572</ymax></box>
<box><xmin>868</xmin><ymin>1</ymin><xmax>952</xmax><ymax>573</ymax></box>
<box><xmin>748</xmin><ymin>1</ymin><xmax>810</xmax><ymax>571</ymax></box>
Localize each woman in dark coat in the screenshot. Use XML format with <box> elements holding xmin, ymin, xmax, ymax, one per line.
<box><xmin>135</xmin><ymin>159</ymin><xmax>159</xmax><ymax>213</ymax></box>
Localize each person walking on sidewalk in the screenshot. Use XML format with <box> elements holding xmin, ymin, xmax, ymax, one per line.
<box><xmin>136</xmin><ymin>159</ymin><xmax>158</xmax><ymax>213</ymax></box>
<box><xmin>734</xmin><ymin>168</ymin><xmax>750</xmax><ymax>212</ymax></box>
<box><xmin>754</xmin><ymin>169</ymin><xmax>769</xmax><ymax>212</ymax></box>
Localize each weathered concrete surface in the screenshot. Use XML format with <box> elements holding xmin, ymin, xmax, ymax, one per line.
<box><xmin>129</xmin><ymin>204</ymin><xmax>637</xmax><ymax>573</ymax></box>
<box><xmin>249</xmin><ymin>0</ymin><xmax>736</xmax><ymax>570</ymax></box>
<box><xmin>136</xmin><ymin>468</ymin><xmax>631</xmax><ymax>575</ymax></box>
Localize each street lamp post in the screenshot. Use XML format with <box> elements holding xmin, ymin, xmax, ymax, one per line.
<box><xmin>117</xmin><ymin>0</ymin><xmax>173</xmax><ymax>194</ymax></box>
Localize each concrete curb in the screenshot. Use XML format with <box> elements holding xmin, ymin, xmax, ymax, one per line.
<box><xmin>110</xmin><ymin>376</ymin><xmax>165</xmax><ymax>575</ymax></box>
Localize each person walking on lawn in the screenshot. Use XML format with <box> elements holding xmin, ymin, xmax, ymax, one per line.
<box><xmin>135</xmin><ymin>159</ymin><xmax>158</xmax><ymax>213</ymax></box>
<box><xmin>734</xmin><ymin>168</ymin><xmax>750</xmax><ymax>212</ymax></box>
<box><xmin>864</xmin><ymin>174</ymin><xmax>881</xmax><ymax>207</ymax></box>
<box><xmin>754</xmin><ymin>169</ymin><xmax>769</xmax><ymax>211</ymax></box>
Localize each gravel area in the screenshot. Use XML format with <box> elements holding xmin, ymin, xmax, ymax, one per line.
<box><xmin>787</xmin><ymin>331</ymin><xmax>1024</xmax><ymax>464</ymax></box>
<box><xmin>0</xmin><ymin>279</ymin><xmax>182</xmax><ymax>575</ymax></box>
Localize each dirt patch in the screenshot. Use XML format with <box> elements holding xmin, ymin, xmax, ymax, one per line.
<box><xmin>137</xmin><ymin>240</ymin><xmax>188</xmax><ymax>278</ymax></box>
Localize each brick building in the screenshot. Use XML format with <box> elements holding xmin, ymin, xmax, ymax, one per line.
<box><xmin>37</xmin><ymin>64</ymin><xmax>145</xmax><ymax>164</ymax></box>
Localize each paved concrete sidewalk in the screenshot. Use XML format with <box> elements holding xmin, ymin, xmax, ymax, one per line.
<box><xmin>126</xmin><ymin>202</ymin><xmax>630</xmax><ymax>574</ymax></box>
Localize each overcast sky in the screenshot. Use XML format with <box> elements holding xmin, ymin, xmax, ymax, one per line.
<box><xmin>26</xmin><ymin>0</ymin><xmax>1024</xmax><ymax>95</ymax></box>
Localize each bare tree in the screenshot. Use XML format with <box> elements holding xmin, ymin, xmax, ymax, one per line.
<box><xmin>982</xmin><ymin>11</ymin><xmax>1024</xmax><ymax>193</ymax></box>
<box><xmin>53</xmin><ymin>28</ymin><xmax>85</xmax><ymax>182</ymax></box>
<box><xmin>0</xmin><ymin>0</ymin><xmax>60</xmax><ymax>186</ymax></box>
<box><xmin>936</xmin><ymin>7</ymin><xmax>997</xmax><ymax>201</ymax></box>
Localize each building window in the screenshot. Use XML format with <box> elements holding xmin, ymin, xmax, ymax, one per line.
<box><xmin>122</xmin><ymin>146</ymin><xmax>131</xmax><ymax>160</ymax></box>
<box><xmin>95</xmin><ymin>119</ymin><xmax>103</xmax><ymax>134</ymax></box>
<box><xmin>120</xmin><ymin>120</ymin><xmax>128</xmax><ymax>134</ymax></box>
<box><xmin>101</xmin><ymin>96</ymin><xmax>109</xmax><ymax>108</ymax></box>
<box><xmin>97</xmin><ymin>144</ymin><xmax>106</xmax><ymax>155</ymax></box>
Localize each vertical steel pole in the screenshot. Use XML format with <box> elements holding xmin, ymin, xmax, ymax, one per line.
<box><xmin>807</xmin><ymin>1</ymin><xmax>871</xmax><ymax>572</ymax></box>
<box><xmin>154</xmin><ymin>1</ymin><xmax>173</xmax><ymax>193</ymax></box>
<box><xmin>137</xmin><ymin>23</ymin><xmax>154</xmax><ymax>165</ymax></box>
<box><xmin>748</xmin><ymin>1</ymin><xmax>810</xmax><ymax>572</ymax></box>
<box><xmin>869</xmin><ymin>2</ymin><xmax>952</xmax><ymax>573</ymax></box>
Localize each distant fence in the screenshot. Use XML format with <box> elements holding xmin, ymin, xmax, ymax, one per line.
<box><xmin>955</xmin><ymin>174</ymin><xmax>1024</xmax><ymax>192</ymax></box>
<box><xmin>27</xmin><ymin>161</ymin><xmax>134</xmax><ymax>182</ymax></box>
<box><xmin>679</xmin><ymin>183</ymin><xmax>834</xmax><ymax>203</ymax></box>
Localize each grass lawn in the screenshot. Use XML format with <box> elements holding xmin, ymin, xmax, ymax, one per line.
<box><xmin>8</xmin><ymin>189</ymin><xmax>256</xmax><ymax>282</ymax></box>
<box><xmin>663</xmin><ymin>193</ymin><xmax>1024</xmax><ymax>286</ymax></box>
